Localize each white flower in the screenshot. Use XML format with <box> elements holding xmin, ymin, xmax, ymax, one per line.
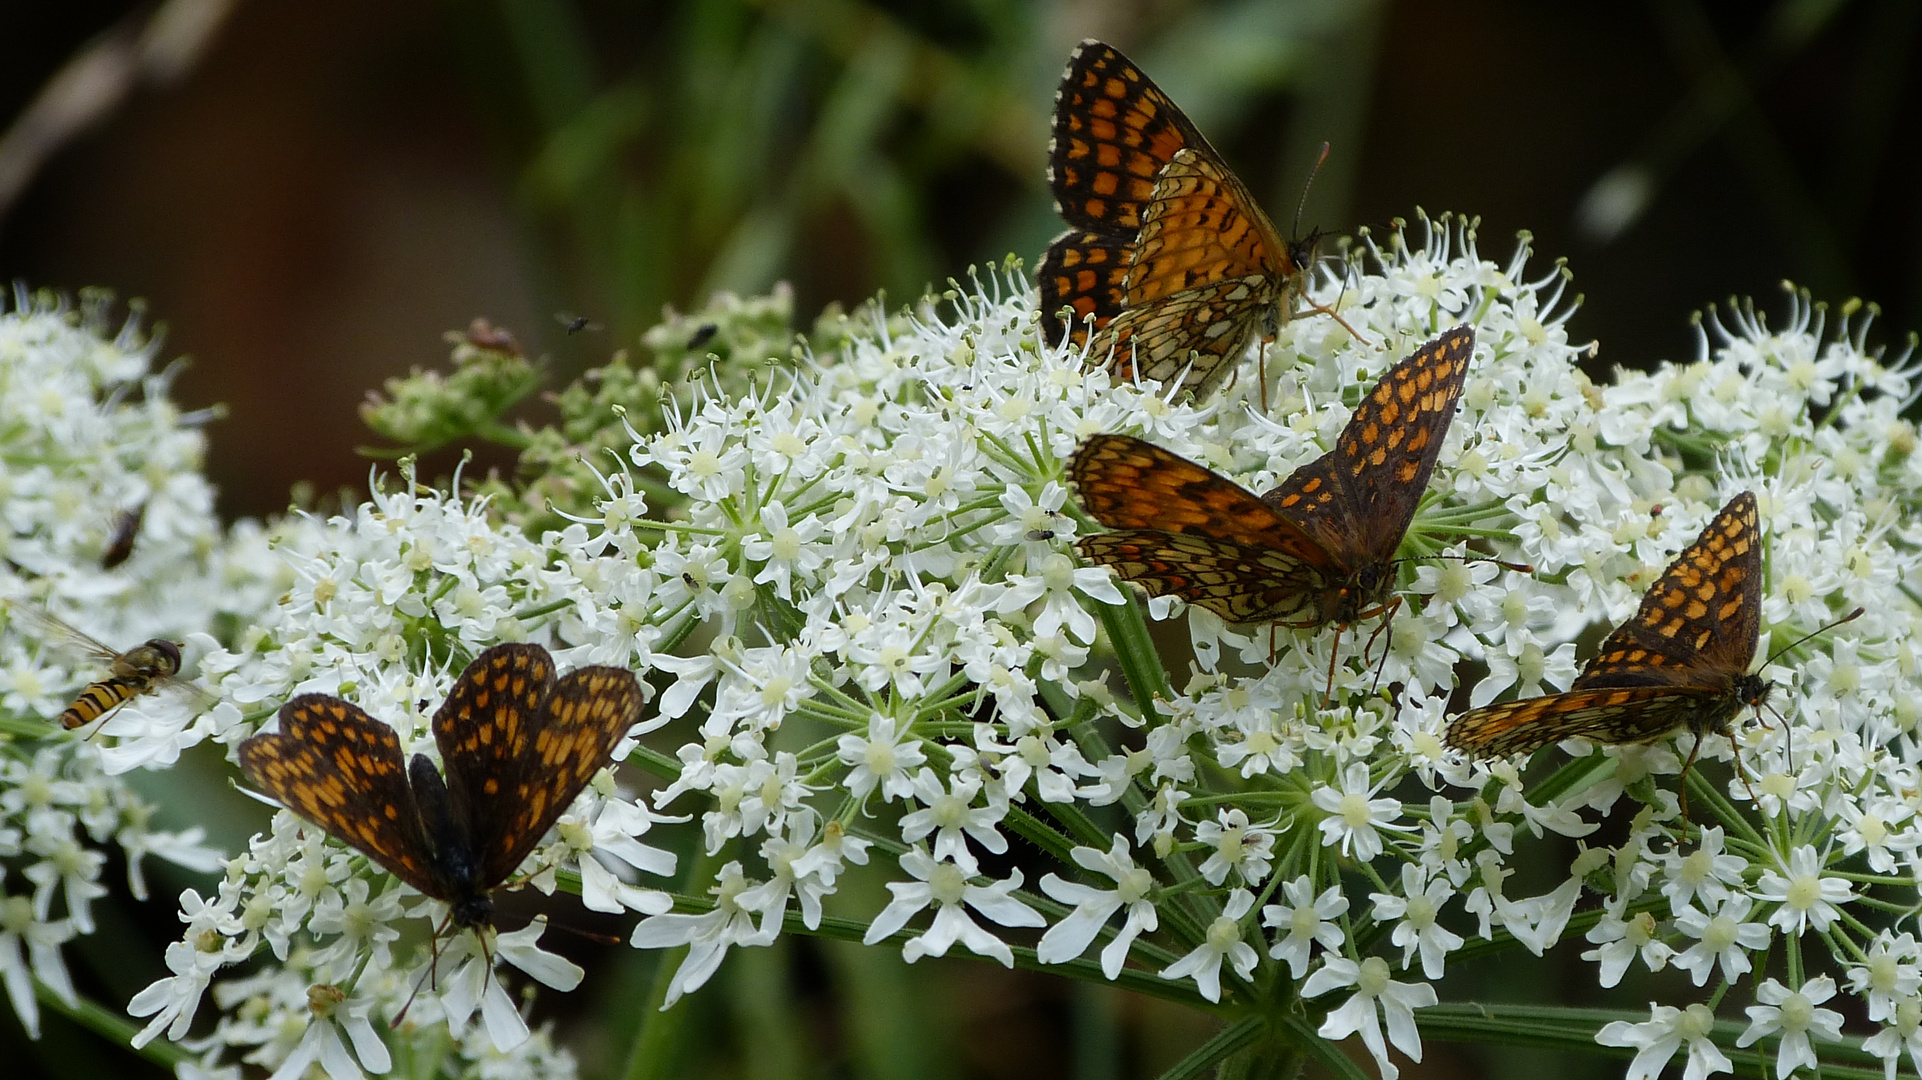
<box><xmin>863</xmin><ymin>848</ymin><xmax>1043</xmax><ymax>967</ymax></box>
<box><xmin>262</xmin><ymin>983</ymin><xmax>390</xmax><ymax>1080</ymax></box>
<box><xmin>1157</xmin><ymin>889</ymin><xmax>1259</xmax><ymax>1003</ymax></box>
<box><xmin>897</xmin><ymin>768</ymin><xmax>1008</xmax><ymax>875</ymax></box>
<box><xmin>629</xmin><ymin>862</ymin><xmax>771</xmax><ymax>1007</ymax></box>
<box><xmin>1369</xmin><ymin>863</ymin><xmax>1463</xmax><ymax>979</ymax></box>
<box><xmin>1193</xmin><ymin>808</ymin><xmax>1277</xmax><ymax>886</ymax></box>
<box><xmin>1300</xmin><ymin>955</ymin><xmax>1438</xmax><ymax>1080</ymax></box>
<box><xmin>1734</xmin><ymin>976</ymin><xmax>1843</xmax><ymax>1079</ymax></box>
<box><xmin>1658</xmin><ymin>827</ymin><xmax>1748</xmax><ymax>914</ymax></box>
<box><xmin>1312</xmin><ymin>763</ymin><xmax>1410</xmax><ymax>860</ymax></box>
<box><xmin>835</xmin><ymin>714</ymin><xmax>926</xmax><ymax>803</ymax></box>
<box><xmin>1863</xmin><ymin>997</ymin><xmax>1922</xmax><ymax>1080</ymax></box>
<box><xmin>1036</xmin><ymin>838</ymin><xmax>1159</xmax><ymax>979</ymax></box>
<box><xmin>1260</xmin><ymin>876</ymin><xmax>1348</xmax><ymax>979</ymax></box>
<box><xmin>1670</xmin><ymin>895</ymin><xmax>1771</xmax><ymax>987</ymax></box>
<box><xmin>1752</xmin><ymin>845</ymin><xmax>1853</xmax><ymax>935</ymax></box>
<box><xmin>1595</xmin><ymin>1003</ymin><xmax>1733</xmax><ymax>1080</ymax></box>
<box><xmin>0</xmin><ymin>893</ymin><xmax>75</xmax><ymax>1039</ymax></box>
<box><xmin>1582</xmin><ymin>902</ymin><xmax>1672</xmax><ymax>988</ymax></box>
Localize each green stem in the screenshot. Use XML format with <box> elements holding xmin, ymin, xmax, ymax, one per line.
<box><xmin>34</xmin><ymin>979</ymin><xmax>191</xmax><ymax>1070</ymax></box>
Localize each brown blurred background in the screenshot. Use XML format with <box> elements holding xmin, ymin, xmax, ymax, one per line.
<box><xmin>0</xmin><ymin>2</ymin><xmax>1917</xmax><ymax>1077</ymax></box>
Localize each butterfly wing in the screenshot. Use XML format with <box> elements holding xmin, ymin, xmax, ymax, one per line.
<box><xmin>1039</xmin><ymin>229</ymin><xmax>1134</xmax><ymax>350</ymax></box>
<box><xmin>1126</xmin><ymin>149</ymin><xmax>1292</xmax><ymax>307</ymax></box>
<box><xmin>1572</xmin><ymin>492</ymin><xmax>1762</xmax><ymax>692</ymax></box>
<box><xmin>1102</xmin><ymin>281</ymin><xmax>1278</xmax><ymax>398</ymax></box>
<box><xmin>1444</xmin><ymin>684</ymin><xmax>1727</xmax><ymax>758</ymax></box>
<box><xmin>1070</xmin><ymin>434</ymin><xmax>1336</xmax><ymax>621</ymax></box>
<box><xmin>1046</xmin><ymin>40</ymin><xmax>1212</xmax><ymax>238</ymax></box>
<box><xmin>238</xmin><ymin>695</ymin><xmax>444</xmax><ymax>898</ymax></box>
<box><xmin>1263</xmin><ymin>327</ymin><xmax>1476</xmax><ymax>565</ymax></box>
<box><xmin>432</xmin><ymin>643</ymin><xmax>644</xmax><ymax>886</ymax></box>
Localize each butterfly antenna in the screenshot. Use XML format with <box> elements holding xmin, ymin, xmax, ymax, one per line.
<box><xmin>1292</xmin><ymin>142</ymin><xmax>1330</xmax><ymax>242</ymax></box>
<box><xmin>1762</xmin><ymin>607</ymin><xmax>1865</xmax><ymax>666</ymax></box>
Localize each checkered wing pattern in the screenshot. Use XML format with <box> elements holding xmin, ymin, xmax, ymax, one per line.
<box><xmin>1573</xmin><ymin>492</ymin><xmax>1762</xmax><ymax>691</ymax></box>
<box><xmin>433</xmin><ymin>643</ymin><xmax>643</xmax><ymax>885</ymax></box>
<box><xmin>1262</xmin><ymin>326</ymin><xmax>1476</xmax><ymax>564</ymax></box>
<box><xmin>1038</xmin><ymin>230</ymin><xmax>1134</xmax><ymax>349</ymax></box>
<box><xmin>1442</xmin><ymin>685</ymin><xmax>1728</xmax><ymax>757</ymax></box>
<box><xmin>239</xmin><ymin>696</ymin><xmax>440</xmax><ymax>897</ymax></box>
<box><xmin>1444</xmin><ymin>492</ymin><xmax>1764</xmax><ymax>758</ymax></box>
<box><xmin>1038</xmin><ymin>40</ymin><xmax>1300</xmax><ymax>396</ymax></box>
<box><xmin>1070</xmin><ymin>433</ymin><xmax>1336</xmax><ymax>622</ymax></box>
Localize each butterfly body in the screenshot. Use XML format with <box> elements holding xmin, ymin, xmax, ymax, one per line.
<box><xmin>1445</xmin><ymin>492</ymin><xmax>1766</xmax><ymax>758</ymax></box>
<box><xmin>1039</xmin><ymin>40</ymin><xmax>1313</xmax><ymax>398</ymax></box>
<box><xmin>1071</xmin><ymin>327</ymin><xmax>1475</xmax><ymax>629</ymax></box>
<box><xmin>239</xmin><ymin>643</ymin><xmax>643</xmax><ymax>930</ymax></box>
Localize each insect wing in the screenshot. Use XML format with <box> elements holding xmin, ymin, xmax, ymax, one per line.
<box><xmin>1573</xmin><ymin>492</ymin><xmax>1762</xmax><ymax>692</ymax></box>
<box><xmin>1262</xmin><ymin>327</ymin><xmax>1475</xmax><ymax>565</ymax></box>
<box><xmin>239</xmin><ymin>695</ymin><xmax>444</xmax><ymax>898</ymax></box>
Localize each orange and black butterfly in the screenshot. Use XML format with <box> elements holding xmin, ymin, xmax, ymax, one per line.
<box><xmin>1445</xmin><ymin>492</ymin><xmax>1772</xmax><ymax>762</ymax></box>
<box><xmin>1037</xmin><ymin>40</ymin><xmax>1325</xmax><ymax>399</ymax></box>
<box><xmin>238</xmin><ymin>643</ymin><xmax>643</xmax><ymax>932</ymax></box>
<box><xmin>1071</xmin><ymin>326</ymin><xmax>1474</xmax><ymax>633</ymax></box>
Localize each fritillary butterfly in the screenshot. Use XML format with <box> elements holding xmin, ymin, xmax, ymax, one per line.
<box><xmin>1444</xmin><ymin>492</ymin><xmax>1769</xmax><ymax>759</ymax></box>
<box><xmin>1071</xmin><ymin>326</ymin><xmax>1474</xmax><ymax>632</ymax></box>
<box><xmin>239</xmin><ymin>643</ymin><xmax>643</xmax><ymax>933</ymax></box>
<box><xmin>1037</xmin><ymin>39</ymin><xmax>1322</xmax><ymax>399</ymax></box>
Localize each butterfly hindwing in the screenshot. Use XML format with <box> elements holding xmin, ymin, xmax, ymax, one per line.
<box><xmin>238</xmin><ymin>695</ymin><xmax>441</xmax><ymax>897</ymax></box>
<box><xmin>1076</xmin><ymin>529</ymin><xmax>1325</xmax><ymax>623</ymax></box>
<box><xmin>1443</xmin><ymin>685</ymin><xmax>1728</xmax><ymax>758</ymax></box>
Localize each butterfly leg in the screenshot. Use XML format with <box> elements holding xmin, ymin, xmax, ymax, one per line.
<box><xmin>1258</xmin><ymin>338</ymin><xmax>1270</xmax><ymax>413</ymax></box>
<box><xmin>1300</xmin><ymin>299</ymin><xmax>1372</xmax><ymax>348</ymax></box>
<box><xmin>1674</xmin><ymin>732</ymin><xmax>1710</xmax><ymax>830</ymax></box>
<box><xmin>393</xmin><ymin>909</ymin><xmax>458</xmax><ymax>1029</ymax></box>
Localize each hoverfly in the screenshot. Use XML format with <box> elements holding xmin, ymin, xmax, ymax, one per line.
<box><xmin>9</xmin><ymin>606</ymin><xmax>212</xmax><ymax>729</ymax></box>
<box><xmin>101</xmin><ymin>503</ymin><xmax>146</xmax><ymax>569</ymax></box>
<box><xmin>555</xmin><ymin>312</ymin><xmax>602</xmax><ymax>335</ymax></box>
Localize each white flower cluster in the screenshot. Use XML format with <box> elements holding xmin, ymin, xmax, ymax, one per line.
<box><xmin>0</xmin><ymin>290</ymin><xmax>230</xmax><ymax>1039</ymax></box>
<box><xmin>106</xmin><ymin>215</ymin><xmax>1919</xmax><ymax>1080</ymax></box>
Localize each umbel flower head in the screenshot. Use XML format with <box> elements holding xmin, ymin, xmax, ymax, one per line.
<box><xmin>79</xmin><ymin>213</ymin><xmax>1922</xmax><ymax>1080</ymax></box>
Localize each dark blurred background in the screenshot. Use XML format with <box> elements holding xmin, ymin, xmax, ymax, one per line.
<box><xmin>4</xmin><ymin>0</ymin><xmax>1918</xmax><ymax>522</ymax></box>
<box><xmin>0</xmin><ymin>1</ymin><xmax>1916</xmax><ymax>1077</ymax></box>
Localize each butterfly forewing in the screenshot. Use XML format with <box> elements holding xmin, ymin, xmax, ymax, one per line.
<box><xmin>1263</xmin><ymin>326</ymin><xmax>1476</xmax><ymax>563</ymax></box>
<box><xmin>1070</xmin><ymin>434</ymin><xmax>1324</xmax><ymax>550</ymax></box>
<box><xmin>1046</xmin><ymin>41</ymin><xmax>1210</xmax><ymax>236</ymax></box>
<box><xmin>433</xmin><ymin>644</ymin><xmax>644</xmax><ymax>885</ymax></box>
<box><xmin>1038</xmin><ymin>231</ymin><xmax>1135</xmax><ymax>348</ymax></box>
<box><xmin>1444</xmin><ymin>492</ymin><xmax>1766</xmax><ymax>759</ymax></box>
<box><xmin>1127</xmin><ymin>150</ymin><xmax>1290</xmax><ymax>306</ymax></box>
<box><xmin>238</xmin><ymin>696</ymin><xmax>441</xmax><ymax>896</ymax></box>
<box><xmin>1573</xmin><ymin>491</ymin><xmax>1762</xmax><ymax>691</ymax></box>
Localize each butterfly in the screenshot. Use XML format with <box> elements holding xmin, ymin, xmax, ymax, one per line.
<box><xmin>238</xmin><ymin>643</ymin><xmax>643</xmax><ymax>933</ymax></box>
<box><xmin>1038</xmin><ymin>39</ymin><xmax>1335</xmax><ymax>400</ymax></box>
<box><xmin>1444</xmin><ymin>492</ymin><xmax>1770</xmax><ymax>763</ymax></box>
<box><xmin>1071</xmin><ymin>326</ymin><xmax>1475</xmax><ymax>640</ymax></box>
